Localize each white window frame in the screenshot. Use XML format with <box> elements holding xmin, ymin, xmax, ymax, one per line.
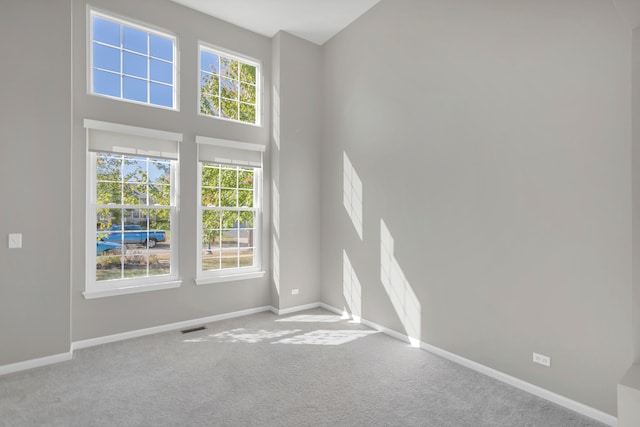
<box><xmin>88</xmin><ymin>7</ymin><xmax>179</xmax><ymax>111</ymax></box>
<box><xmin>84</xmin><ymin>119</ymin><xmax>182</xmax><ymax>299</ymax></box>
<box><xmin>196</xmin><ymin>136</ymin><xmax>265</xmax><ymax>285</ymax></box>
<box><xmin>197</xmin><ymin>42</ymin><xmax>262</xmax><ymax>126</ymax></box>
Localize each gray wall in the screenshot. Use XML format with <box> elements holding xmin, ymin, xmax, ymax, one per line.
<box><xmin>634</xmin><ymin>26</ymin><xmax>640</xmax><ymax>363</ymax></box>
<box><xmin>1</xmin><ymin>0</ymin><xmax>637</xmax><ymax>418</ymax></box>
<box><xmin>320</xmin><ymin>0</ymin><xmax>632</xmax><ymax>415</ymax></box>
<box><xmin>271</xmin><ymin>32</ymin><xmax>322</xmax><ymax>310</ymax></box>
<box><xmin>0</xmin><ymin>0</ymin><xmax>72</xmax><ymax>365</ymax></box>
<box><xmin>70</xmin><ymin>0</ymin><xmax>272</xmax><ymax>340</ymax></box>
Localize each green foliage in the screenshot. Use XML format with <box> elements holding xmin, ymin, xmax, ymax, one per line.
<box><xmin>201</xmin><ymin>164</ymin><xmax>256</xmax><ymax>249</ymax></box>
<box><xmin>240</xmin><ymin>63</ymin><xmax>256</xmax><ymax>84</ymax></box>
<box><xmin>199</xmin><ymin>55</ymin><xmax>257</xmax><ymax>124</ymax></box>
<box><xmin>95</xmin><ymin>154</ymin><xmax>172</xmax><ymax>233</ymax></box>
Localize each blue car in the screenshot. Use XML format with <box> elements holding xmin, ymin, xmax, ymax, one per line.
<box><xmin>97</xmin><ymin>241</ymin><xmax>122</xmax><ymax>255</ymax></box>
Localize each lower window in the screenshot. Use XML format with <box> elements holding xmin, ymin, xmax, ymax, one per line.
<box><xmin>198</xmin><ymin>163</ymin><xmax>261</xmax><ymax>278</ymax></box>
<box><xmin>85</xmin><ymin>120</ymin><xmax>181</xmax><ymax>297</ymax></box>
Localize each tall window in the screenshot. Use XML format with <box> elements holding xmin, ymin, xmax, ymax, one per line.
<box><xmin>85</xmin><ymin>120</ymin><xmax>181</xmax><ymax>299</ymax></box>
<box><xmin>90</xmin><ymin>10</ymin><xmax>177</xmax><ymax>109</ymax></box>
<box><xmin>196</xmin><ymin>136</ymin><xmax>265</xmax><ymax>284</ymax></box>
<box><xmin>199</xmin><ymin>44</ymin><xmax>260</xmax><ymax>125</ymax></box>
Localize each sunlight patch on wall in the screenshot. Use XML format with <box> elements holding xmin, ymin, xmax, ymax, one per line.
<box><xmin>272</xmin><ymin>179</ymin><xmax>280</xmax><ymax>238</ymax></box>
<box><xmin>275</xmin><ymin>314</ymin><xmax>344</xmax><ymax>323</ymax></box>
<box><xmin>273</xmin><ymin>329</ymin><xmax>377</xmax><ymax>346</ymax></box>
<box><xmin>343</xmin><ymin>152</ymin><xmax>363</xmax><ymax>240</ymax></box>
<box><xmin>380</xmin><ymin>219</ymin><xmax>421</xmax><ymax>347</ymax></box>
<box><xmin>272</xmin><ymin>85</ymin><xmax>280</xmax><ymax>150</ymax></box>
<box><xmin>343</xmin><ymin>250</ymin><xmax>362</xmax><ymax>321</ymax></box>
<box><xmin>273</xmin><ymin>234</ymin><xmax>280</xmax><ymax>295</ymax></box>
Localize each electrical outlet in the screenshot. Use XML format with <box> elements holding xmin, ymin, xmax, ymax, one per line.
<box><xmin>291</xmin><ymin>289</ymin><xmax>299</xmax><ymax>295</ymax></box>
<box><xmin>533</xmin><ymin>352</ymin><xmax>551</xmax><ymax>367</ymax></box>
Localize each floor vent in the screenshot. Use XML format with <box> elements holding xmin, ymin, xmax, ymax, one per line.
<box><xmin>181</xmin><ymin>326</ymin><xmax>206</xmax><ymax>334</ymax></box>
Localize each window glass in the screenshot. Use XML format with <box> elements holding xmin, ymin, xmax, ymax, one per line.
<box><xmin>93</xmin><ymin>153</ymin><xmax>176</xmax><ymax>284</ymax></box>
<box><xmin>199</xmin><ymin>46</ymin><xmax>259</xmax><ymax>125</ymax></box>
<box><xmin>90</xmin><ymin>12</ymin><xmax>176</xmax><ymax>109</ymax></box>
<box><xmin>200</xmin><ymin>164</ymin><xmax>259</xmax><ymax>274</ymax></box>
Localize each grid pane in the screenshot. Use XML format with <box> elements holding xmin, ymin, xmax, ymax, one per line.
<box><xmin>240</xmin><ymin>83</ymin><xmax>256</xmax><ymax>104</ymax></box>
<box><xmin>202</xmin><ymin>187</ymin><xmax>220</xmax><ymax>207</ymax></box>
<box><xmin>199</xmin><ymin>163</ymin><xmax>258</xmax><ymax>273</ymax></box>
<box><xmin>202</xmin><ymin>165</ymin><xmax>220</xmax><ymax>187</ymax></box>
<box><xmin>93</xmin><ymin>70</ymin><xmax>120</xmax><ymax>97</ymax></box>
<box><xmin>199</xmin><ymin>47</ymin><xmax>258</xmax><ymax>125</ymax></box>
<box><xmin>150</xmin><ymin>59</ymin><xmax>172</xmax><ymax>84</ymax></box>
<box><xmin>221</xmin><ymin>248</ymin><xmax>240</xmax><ymax>269</ymax></box>
<box><xmin>150</xmin><ymin>83</ymin><xmax>172</xmax><ymax>108</ymax></box>
<box><xmin>239</xmin><ymin>249</ymin><xmax>254</xmax><ymax>268</ymax></box>
<box><xmin>221</xmin><ymin>102</ymin><xmax>238</xmax><ymax>121</ymax></box>
<box><xmin>240</xmin><ymin>104</ymin><xmax>256</xmax><ymax>124</ymax></box>
<box><xmin>200</xmin><ymin>51</ymin><xmax>219</xmax><ymax>74</ymax></box>
<box><xmin>94</xmin><ymin>43</ymin><xmax>120</xmax><ymax>72</ymax></box>
<box><xmin>123</xmin><ymin>157</ymin><xmax>148</xmax><ymax>182</ymax></box>
<box><xmin>123</xmin><ymin>76</ymin><xmax>147</xmax><ymax>103</ymax></box>
<box><xmin>123</xmin><ymin>26</ymin><xmax>147</xmax><ymax>54</ymax></box>
<box><xmin>123</xmin><ymin>52</ymin><xmax>147</xmax><ymax>78</ymax></box>
<box><xmin>220</xmin><ymin>189</ymin><xmax>238</xmax><ymax>207</ymax></box>
<box><xmin>96</xmin><ymin>209</ymin><xmax>123</xmax><ymax>282</ymax></box>
<box><xmin>220</xmin><ymin>168</ymin><xmax>237</xmax><ymax>188</ymax></box>
<box><xmin>220</xmin><ymin>78</ymin><xmax>238</xmax><ymax>100</ymax></box>
<box><xmin>91</xmin><ymin>12</ymin><xmax>174</xmax><ymax>108</ymax></box>
<box><xmin>238</xmin><ymin>169</ymin><xmax>253</xmax><ymax>188</ymax></box>
<box><xmin>201</xmin><ymin>72</ymin><xmax>219</xmax><ymax>96</ymax></box>
<box><xmin>97</xmin><ymin>154</ymin><xmax>122</xmax><ymax>180</ymax></box>
<box><xmin>221</xmin><ymin>58</ymin><xmax>238</xmax><ymax>79</ymax></box>
<box><xmin>240</xmin><ymin>63</ymin><xmax>256</xmax><ymax>84</ymax></box>
<box><xmin>123</xmin><ymin>183</ymin><xmax>148</xmax><ymax>205</ymax></box>
<box><xmin>93</xmin><ymin>17</ymin><xmax>120</xmax><ymax>46</ymax></box>
<box><xmin>202</xmin><ymin>247</ymin><xmax>221</xmax><ymax>271</ymax></box>
<box><xmin>200</xmin><ymin>94</ymin><xmax>219</xmax><ymax>116</ymax></box>
<box><xmin>150</xmin><ymin>34</ymin><xmax>173</xmax><ymax>61</ymax></box>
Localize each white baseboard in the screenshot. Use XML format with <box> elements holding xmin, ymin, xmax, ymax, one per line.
<box><xmin>0</xmin><ymin>352</ymin><xmax>73</xmax><ymax>376</ymax></box>
<box><xmin>72</xmin><ymin>305</ymin><xmax>272</xmax><ymax>350</ymax></box>
<box><xmin>270</xmin><ymin>302</ymin><xmax>321</xmax><ymax>316</ymax></box>
<box><xmin>319</xmin><ymin>302</ymin><xmax>617</xmax><ymax>427</ymax></box>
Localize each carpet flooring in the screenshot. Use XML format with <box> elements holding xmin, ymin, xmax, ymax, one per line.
<box><xmin>0</xmin><ymin>308</ymin><xmax>607</xmax><ymax>426</ymax></box>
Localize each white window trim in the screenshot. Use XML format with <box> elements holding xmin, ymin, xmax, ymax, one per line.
<box><xmin>197</xmin><ymin>41</ymin><xmax>262</xmax><ymax>127</ymax></box>
<box><xmin>85</xmin><ymin>120</ymin><xmax>182</xmax><ymax>299</ymax></box>
<box><xmin>83</xmin><ymin>280</ymin><xmax>182</xmax><ymax>299</ymax></box>
<box><xmin>87</xmin><ymin>6</ymin><xmax>180</xmax><ymax>111</ymax></box>
<box><xmin>196</xmin><ymin>137</ymin><xmax>265</xmax><ymax>284</ymax></box>
<box><xmin>195</xmin><ymin>271</ymin><xmax>266</xmax><ymax>286</ymax></box>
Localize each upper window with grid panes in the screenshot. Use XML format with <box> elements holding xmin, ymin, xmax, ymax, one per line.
<box><xmin>199</xmin><ymin>45</ymin><xmax>260</xmax><ymax>125</ymax></box>
<box><xmin>90</xmin><ymin>10</ymin><xmax>177</xmax><ymax>109</ymax></box>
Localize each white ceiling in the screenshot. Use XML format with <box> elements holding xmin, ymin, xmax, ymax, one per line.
<box><xmin>170</xmin><ymin>0</ymin><xmax>381</xmax><ymax>45</ymax></box>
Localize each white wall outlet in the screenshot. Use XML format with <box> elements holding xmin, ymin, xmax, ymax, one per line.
<box><xmin>533</xmin><ymin>352</ymin><xmax>551</xmax><ymax>367</ymax></box>
<box><xmin>291</xmin><ymin>289</ymin><xmax>299</xmax><ymax>295</ymax></box>
<box><xmin>8</xmin><ymin>233</ymin><xmax>22</xmax><ymax>249</ymax></box>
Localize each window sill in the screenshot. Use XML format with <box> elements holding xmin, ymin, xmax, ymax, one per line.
<box><xmin>83</xmin><ymin>280</ymin><xmax>182</xmax><ymax>299</ymax></box>
<box><xmin>195</xmin><ymin>271</ymin><xmax>265</xmax><ymax>286</ymax></box>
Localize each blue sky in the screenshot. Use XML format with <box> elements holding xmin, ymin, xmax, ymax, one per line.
<box><xmin>92</xmin><ymin>16</ymin><xmax>174</xmax><ymax>108</ymax></box>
